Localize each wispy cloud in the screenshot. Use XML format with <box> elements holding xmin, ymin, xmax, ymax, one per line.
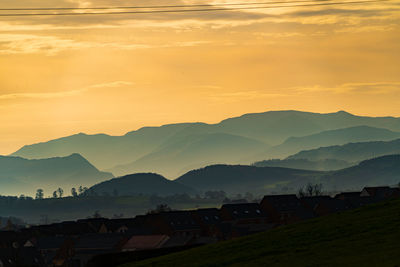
<box><xmin>290</xmin><ymin>82</ymin><xmax>400</xmax><ymax>95</ymax></box>
<box><xmin>0</xmin><ymin>81</ymin><xmax>133</xmax><ymax>100</ymax></box>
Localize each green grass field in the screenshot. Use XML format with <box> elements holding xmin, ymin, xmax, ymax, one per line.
<box><xmin>122</xmin><ymin>199</ymin><xmax>400</xmax><ymax>267</ymax></box>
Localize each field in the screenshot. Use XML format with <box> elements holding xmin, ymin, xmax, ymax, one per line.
<box><xmin>123</xmin><ymin>199</ymin><xmax>400</xmax><ymax>267</ymax></box>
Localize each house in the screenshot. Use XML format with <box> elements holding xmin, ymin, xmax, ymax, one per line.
<box><xmin>344</xmin><ymin>196</ymin><xmax>380</xmax><ymax>209</ymax></box>
<box><xmin>360</xmin><ymin>186</ymin><xmax>400</xmax><ymax>199</ymax></box>
<box><xmin>260</xmin><ymin>194</ymin><xmax>314</xmax><ymax>224</ymax></box>
<box><xmin>220</xmin><ymin>203</ymin><xmax>267</xmax><ymax>224</ymax></box>
<box><xmin>143</xmin><ymin>211</ymin><xmax>202</xmax><ymax>237</ymax></box>
<box><xmin>334</xmin><ymin>192</ymin><xmax>361</xmax><ymax>200</ymax></box>
<box><xmin>300</xmin><ymin>196</ymin><xmax>333</xmax><ymax>214</ymax></box>
<box><xmin>314</xmin><ymin>198</ymin><xmax>351</xmax><ymax>216</ymax></box>
<box><xmin>191</xmin><ymin>208</ymin><xmax>221</xmax><ymax>237</ymax></box>
<box><xmin>72</xmin><ymin>233</ymin><xmax>127</xmax><ymax>267</ymax></box>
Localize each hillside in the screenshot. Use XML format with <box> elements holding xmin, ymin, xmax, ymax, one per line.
<box><xmin>261</xmin><ymin>125</ymin><xmax>400</xmax><ymax>159</ymax></box>
<box><xmin>177</xmin><ymin>155</ymin><xmax>400</xmax><ymax>194</ymax></box>
<box><xmin>123</xmin><ymin>199</ymin><xmax>400</xmax><ymax>267</ymax></box>
<box><xmin>111</xmin><ymin>133</ymin><xmax>269</xmax><ymax>178</ymax></box>
<box><xmin>0</xmin><ymin>154</ymin><xmax>113</xmax><ymax>196</ymax></box>
<box><xmin>253</xmin><ymin>158</ymin><xmax>352</xmax><ymax>171</ymax></box>
<box><xmin>11</xmin><ymin>111</ymin><xmax>400</xmax><ymax>177</ymax></box>
<box><xmin>88</xmin><ymin>173</ymin><xmax>195</xmax><ymax>196</ymax></box>
<box><xmin>176</xmin><ymin>165</ymin><xmax>321</xmax><ymax>194</ymax></box>
<box><xmin>323</xmin><ymin>155</ymin><xmax>400</xmax><ymax>189</ymax></box>
<box><xmin>289</xmin><ymin>138</ymin><xmax>400</xmax><ymax>162</ymax></box>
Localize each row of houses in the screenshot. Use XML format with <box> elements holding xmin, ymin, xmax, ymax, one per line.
<box><xmin>1</xmin><ymin>186</ymin><xmax>399</xmax><ymax>267</ymax></box>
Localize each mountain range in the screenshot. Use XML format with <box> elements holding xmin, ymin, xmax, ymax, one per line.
<box><xmin>0</xmin><ymin>154</ymin><xmax>113</xmax><ymax>196</ymax></box>
<box><xmin>10</xmin><ymin>110</ymin><xmax>400</xmax><ymax>178</ymax></box>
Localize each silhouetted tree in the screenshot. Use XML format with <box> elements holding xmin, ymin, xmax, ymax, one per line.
<box><xmin>57</xmin><ymin>188</ymin><xmax>64</xmax><ymax>198</ymax></box>
<box><xmin>92</xmin><ymin>210</ymin><xmax>102</xmax><ymax>218</ymax></box>
<box><xmin>53</xmin><ymin>191</ymin><xmax>58</xmax><ymax>198</ymax></box>
<box><xmin>71</xmin><ymin>188</ymin><xmax>78</xmax><ymax>197</ymax></box>
<box><xmin>35</xmin><ymin>189</ymin><xmax>44</xmax><ymax>200</ymax></box>
<box><xmin>147</xmin><ymin>204</ymin><xmax>172</xmax><ymax>214</ymax></box>
<box><xmin>298</xmin><ymin>183</ymin><xmax>323</xmax><ymax>197</ymax></box>
<box><xmin>78</xmin><ymin>186</ymin><xmax>84</xmax><ymax>194</ymax></box>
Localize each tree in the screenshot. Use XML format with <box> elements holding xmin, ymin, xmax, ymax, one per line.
<box><xmin>298</xmin><ymin>183</ymin><xmax>323</xmax><ymax>197</ymax></box>
<box><xmin>57</xmin><ymin>188</ymin><xmax>64</xmax><ymax>198</ymax></box>
<box><xmin>53</xmin><ymin>191</ymin><xmax>58</xmax><ymax>198</ymax></box>
<box><xmin>147</xmin><ymin>204</ymin><xmax>172</xmax><ymax>214</ymax></box>
<box><xmin>71</xmin><ymin>188</ymin><xmax>78</xmax><ymax>197</ymax></box>
<box><xmin>78</xmin><ymin>186</ymin><xmax>84</xmax><ymax>194</ymax></box>
<box><xmin>92</xmin><ymin>210</ymin><xmax>102</xmax><ymax>218</ymax></box>
<box><xmin>35</xmin><ymin>189</ymin><xmax>44</xmax><ymax>200</ymax></box>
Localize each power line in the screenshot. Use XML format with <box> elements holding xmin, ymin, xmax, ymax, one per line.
<box><xmin>0</xmin><ymin>0</ymin><xmax>342</xmax><ymax>11</ymax></box>
<box><xmin>0</xmin><ymin>0</ymin><xmax>388</xmax><ymax>17</ymax></box>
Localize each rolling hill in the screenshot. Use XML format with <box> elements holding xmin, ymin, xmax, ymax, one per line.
<box><xmin>0</xmin><ymin>154</ymin><xmax>113</xmax><ymax>197</ymax></box>
<box><xmin>176</xmin><ymin>155</ymin><xmax>400</xmax><ymax>194</ymax></box>
<box><xmin>88</xmin><ymin>173</ymin><xmax>195</xmax><ymax>196</ymax></box>
<box><xmin>288</xmin><ymin>138</ymin><xmax>400</xmax><ymax>162</ymax></box>
<box><xmin>123</xmin><ymin>198</ymin><xmax>400</xmax><ymax>267</ymax></box>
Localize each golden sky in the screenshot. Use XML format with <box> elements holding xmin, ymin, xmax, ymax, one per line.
<box><xmin>0</xmin><ymin>0</ymin><xmax>399</xmax><ymax>155</ymax></box>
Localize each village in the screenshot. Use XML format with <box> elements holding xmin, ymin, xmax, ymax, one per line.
<box><xmin>1</xmin><ymin>185</ymin><xmax>399</xmax><ymax>267</ymax></box>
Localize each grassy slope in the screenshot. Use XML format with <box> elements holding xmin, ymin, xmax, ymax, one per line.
<box><xmin>123</xmin><ymin>199</ymin><xmax>400</xmax><ymax>267</ymax></box>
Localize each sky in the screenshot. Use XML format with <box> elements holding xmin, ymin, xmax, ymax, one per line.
<box><xmin>0</xmin><ymin>0</ymin><xmax>399</xmax><ymax>155</ymax></box>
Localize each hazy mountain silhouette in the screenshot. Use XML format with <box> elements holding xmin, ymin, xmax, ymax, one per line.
<box><xmin>88</xmin><ymin>173</ymin><xmax>195</xmax><ymax>196</ymax></box>
<box><xmin>288</xmin><ymin>138</ymin><xmax>400</xmax><ymax>162</ymax></box>
<box><xmin>323</xmin><ymin>155</ymin><xmax>400</xmax><ymax>189</ymax></box>
<box><xmin>110</xmin><ymin>133</ymin><xmax>268</xmax><ymax>178</ymax></box>
<box><xmin>11</xmin><ymin>110</ymin><xmax>400</xmax><ymax>177</ymax></box>
<box><xmin>176</xmin><ymin>155</ymin><xmax>400</xmax><ymax>194</ymax></box>
<box><xmin>251</xmin><ymin>126</ymin><xmax>400</xmax><ymax>160</ymax></box>
<box><xmin>253</xmin><ymin>158</ymin><xmax>352</xmax><ymax>171</ymax></box>
<box><xmin>0</xmin><ymin>154</ymin><xmax>113</xmax><ymax>196</ymax></box>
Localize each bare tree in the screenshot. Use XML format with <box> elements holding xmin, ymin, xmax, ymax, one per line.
<box><xmin>298</xmin><ymin>183</ymin><xmax>323</xmax><ymax>197</ymax></box>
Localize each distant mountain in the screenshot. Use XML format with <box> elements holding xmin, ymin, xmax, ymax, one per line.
<box><xmin>288</xmin><ymin>138</ymin><xmax>400</xmax><ymax>162</ymax></box>
<box><xmin>110</xmin><ymin>133</ymin><xmax>269</xmax><ymax>178</ymax></box>
<box><xmin>259</xmin><ymin>126</ymin><xmax>400</xmax><ymax>159</ymax></box>
<box><xmin>0</xmin><ymin>154</ymin><xmax>113</xmax><ymax>196</ymax></box>
<box><xmin>323</xmin><ymin>155</ymin><xmax>400</xmax><ymax>189</ymax></box>
<box><xmin>176</xmin><ymin>155</ymin><xmax>400</xmax><ymax>194</ymax></box>
<box><xmin>88</xmin><ymin>173</ymin><xmax>195</xmax><ymax>196</ymax></box>
<box><xmin>11</xmin><ymin>110</ymin><xmax>400</xmax><ymax>177</ymax></box>
<box><xmin>253</xmin><ymin>158</ymin><xmax>352</xmax><ymax>171</ymax></box>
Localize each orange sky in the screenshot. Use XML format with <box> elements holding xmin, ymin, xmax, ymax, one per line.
<box><xmin>1</xmin><ymin>0</ymin><xmax>400</xmax><ymax>154</ymax></box>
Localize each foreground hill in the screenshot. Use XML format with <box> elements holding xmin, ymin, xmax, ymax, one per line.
<box><xmin>289</xmin><ymin>138</ymin><xmax>400</xmax><ymax>162</ymax></box>
<box><xmin>260</xmin><ymin>125</ymin><xmax>400</xmax><ymax>159</ymax></box>
<box><xmin>111</xmin><ymin>133</ymin><xmax>268</xmax><ymax>178</ymax></box>
<box><xmin>0</xmin><ymin>154</ymin><xmax>113</xmax><ymax>196</ymax></box>
<box><xmin>177</xmin><ymin>155</ymin><xmax>400</xmax><ymax>194</ymax></box>
<box><xmin>124</xmin><ymin>199</ymin><xmax>400</xmax><ymax>267</ymax></box>
<box><xmin>88</xmin><ymin>173</ymin><xmax>195</xmax><ymax>196</ymax></box>
<box><xmin>11</xmin><ymin>111</ymin><xmax>400</xmax><ymax>177</ymax></box>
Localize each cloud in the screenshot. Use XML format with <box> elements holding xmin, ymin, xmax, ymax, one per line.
<box><xmin>0</xmin><ymin>81</ymin><xmax>133</xmax><ymax>100</ymax></box>
<box><xmin>290</xmin><ymin>82</ymin><xmax>400</xmax><ymax>95</ymax></box>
